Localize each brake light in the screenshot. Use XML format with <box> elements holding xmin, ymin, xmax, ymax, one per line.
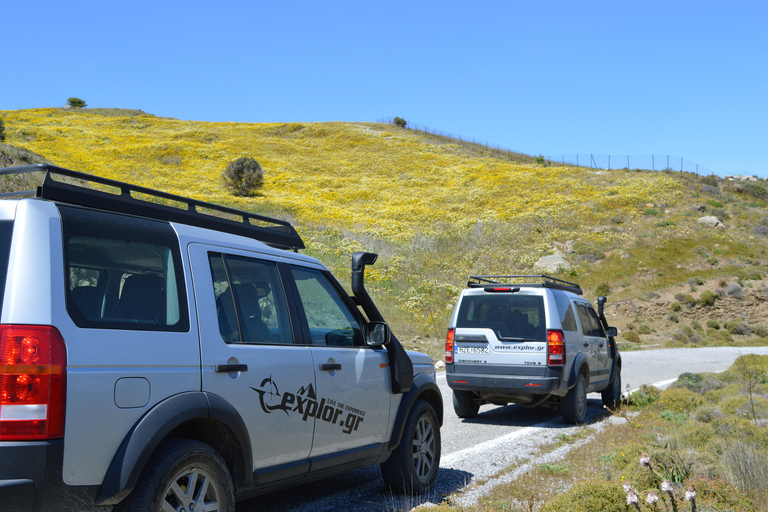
<box><xmin>547</xmin><ymin>329</ymin><xmax>565</xmax><ymax>366</ymax></box>
<box><xmin>0</xmin><ymin>326</ymin><xmax>66</xmax><ymax>440</ymax></box>
<box><xmin>445</xmin><ymin>328</ymin><xmax>455</xmax><ymax>363</ymax></box>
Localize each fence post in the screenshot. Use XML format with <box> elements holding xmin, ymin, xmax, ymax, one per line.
<box><xmin>627</xmin><ymin>155</ymin><xmax>630</xmax><ymax>169</ymax></box>
<box><xmin>652</xmin><ymin>155</ymin><xmax>655</xmax><ymax>171</ymax></box>
<box><xmin>681</xmin><ymin>157</ymin><xmax>683</xmax><ymax>172</ymax></box>
<box><xmin>608</xmin><ymin>155</ymin><xmax>611</xmax><ymax>170</ymax></box>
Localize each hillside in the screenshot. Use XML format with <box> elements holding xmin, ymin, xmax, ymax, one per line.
<box><xmin>2</xmin><ymin>107</ymin><xmax>767</xmax><ymax>359</ymax></box>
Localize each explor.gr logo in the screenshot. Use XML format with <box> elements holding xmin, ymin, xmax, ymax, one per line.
<box><xmin>252</xmin><ymin>376</ymin><xmax>366</xmax><ymax>434</ymax></box>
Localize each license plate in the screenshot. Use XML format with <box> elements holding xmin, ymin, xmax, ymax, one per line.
<box><xmin>456</xmin><ymin>345</ymin><xmax>489</xmax><ymax>354</ymax></box>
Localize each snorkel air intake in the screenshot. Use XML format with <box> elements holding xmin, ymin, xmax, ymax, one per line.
<box><xmin>351</xmin><ymin>252</ymin><xmax>413</xmax><ymax>393</ymax></box>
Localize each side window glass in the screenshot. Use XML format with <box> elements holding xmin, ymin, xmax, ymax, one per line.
<box><xmin>290</xmin><ymin>266</ymin><xmax>363</xmax><ymax>347</ymax></box>
<box><xmin>60</xmin><ymin>206</ymin><xmax>188</xmax><ymax>332</ymax></box>
<box><xmin>587</xmin><ymin>307</ymin><xmax>605</xmax><ymax>337</ymax></box>
<box><xmin>561</xmin><ymin>302</ymin><xmax>578</xmax><ymax>332</ymax></box>
<box><xmin>576</xmin><ymin>304</ymin><xmax>600</xmax><ymax>337</ymax></box>
<box><xmin>208</xmin><ymin>253</ymin><xmax>293</xmax><ymax>345</ymax></box>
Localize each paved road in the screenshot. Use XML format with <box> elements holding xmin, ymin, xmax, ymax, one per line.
<box><xmin>237</xmin><ymin>347</ymin><xmax>768</xmax><ymax>512</ymax></box>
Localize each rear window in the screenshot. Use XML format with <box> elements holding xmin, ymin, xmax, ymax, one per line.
<box><xmin>59</xmin><ymin>206</ymin><xmax>189</xmax><ymax>332</ymax></box>
<box><xmin>0</xmin><ymin>221</ymin><xmax>13</xmax><ymax>314</ymax></box>
<box><xmin>457</xmin><ymin>294</ymin><xmax>546</xmax><ymax>341</ymax></box>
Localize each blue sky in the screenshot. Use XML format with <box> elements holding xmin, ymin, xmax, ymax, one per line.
<box><xmin>3</xmin><ymin>1</ymin><xmax>766</xmax><ymax>177</ymax></box>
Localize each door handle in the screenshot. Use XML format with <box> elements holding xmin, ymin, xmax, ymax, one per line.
<box><xmin>215</xmin><ymin>363</ymin><xmax>248</xmax><ymax>373</ymax></box>
<box><xmin>320</xmin><ymin>363</ymin><xmax>342</xmax><ymax>371</ymax></box>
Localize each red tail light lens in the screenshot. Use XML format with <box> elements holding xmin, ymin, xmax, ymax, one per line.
<box><xmin>445</xmin><ymin>328</ymin><xmax>455</xmax><ymax>363</ymax></box>
<box><xmin>0</xmin><ymin>326</ymin><xmax>67</xmax><ymax>440</ymax></box>
<box><xmin>547</xmin><ymin>329</ymin><xmax>565</xmax><ymax>366</ymax></box>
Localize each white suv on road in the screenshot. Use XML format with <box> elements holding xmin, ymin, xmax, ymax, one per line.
<box><xmin>445</xmin><ymin>275</ymin><xmax>621</xmax><ymax>423</ymax></box>
<box><xmin>0</xmin><ymin>164</ymin><xmax>442</xmax><ymax>512</ymax></box>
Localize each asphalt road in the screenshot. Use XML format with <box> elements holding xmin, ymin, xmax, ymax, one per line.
<box><xmin>237</xmin><ymin>346</ymin><xmax>768</xmax><ymax>512</ymax></box>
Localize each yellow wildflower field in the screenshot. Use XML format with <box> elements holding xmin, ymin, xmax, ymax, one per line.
<box><xmin>1</xmin><ymin>108</ymin><xmax>689</xmax><ymax>337</ymax></box>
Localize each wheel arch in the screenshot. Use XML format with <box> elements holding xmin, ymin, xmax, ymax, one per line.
<box><xmin>567</xmin><ymin>352</ymin><xmax>590</xmax><ymax>389</ymax></box>
<box><xmin>95</xmin><ymin>391</ymin><xmax>252</xmax><ymax>506</ymax></box>
<box><xmin>387</xmin><ymin>373</ymin><xmax>443</xmax><ymax>452</ymax></box>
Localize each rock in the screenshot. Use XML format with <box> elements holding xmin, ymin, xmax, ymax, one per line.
<box><xmin>534</xmin><ymin>254</ymin><xmax>571</xmax><ymax>273</ymax></box>
<box><xmin>698</xmin><ymin>216</ymin><xmax>726</xmax><ymax>229</ymax></box>
<box><xmin>434</xmin><ymin>360</ymin><xmax>445</xmax><ymax>369</ymax></box>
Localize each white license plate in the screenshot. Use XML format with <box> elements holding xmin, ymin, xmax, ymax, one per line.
<box><xmin>456</xmin><ymin>345</ymin><xmax>489</xmax><ymax>354</ymax></box>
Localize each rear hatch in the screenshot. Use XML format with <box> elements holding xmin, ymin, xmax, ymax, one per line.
<box><xmin>453</xmin><ymin>290</ymin><xmax>547</xmax><ymax>367</ymax></box>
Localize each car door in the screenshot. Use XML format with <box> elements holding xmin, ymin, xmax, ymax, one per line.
<box><xmin>575</xmin><ymin>303</ymin><xmax>610</xmax><ymax>388</ymax></box>
<box><xmin>188</xmin><ymin>244</ymin><xmax>315</xmax><ymax>473</ymax></box>
<box><xmin>286</xmin><ymin>264</ymin><xmax>392</xmax><ymax>458</ymax></box>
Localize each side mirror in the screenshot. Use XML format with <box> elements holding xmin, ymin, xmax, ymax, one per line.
<box><xmin>366</xmin><ymin>321</ymin><xmax>391</xmax><ymax>347</ymax></box>
<box><xmin>605</xmin><ymin>326</ymin><xmax>617</xmax><ymax>338</ymax></box>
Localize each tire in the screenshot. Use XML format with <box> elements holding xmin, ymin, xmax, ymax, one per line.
<box><xmin>561</xmin><ymin>373</ymin><xmax>587</xmax><ymax>424</ymax></box>
<box><xmin>601</xmin><ymin>366</ymin><xmax>622</xmax><ymax>409</ymax></box>
<box><xmin>452</xmin><ymin>390</ymin><xmax>480</xmax><ymax>418</ymax></box>
<box><xmin>381</xmin><ymin>399</ymin><xmax>441</xmax><ymax>494</ymax></box>
<box><xmin>114</xmin><ymin>439</ymin><xmax>234</xmax><ymax>512</ymax></box>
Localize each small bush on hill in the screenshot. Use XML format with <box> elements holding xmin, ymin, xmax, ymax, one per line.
<box><xmin>699</xmin><ymin>289</ymin><xmax>718</xmax><ymax>306</ymax></box>
<box><xmin>222</xmin><ymin>156</ymin><xmax>264</xmax><ymax>197</ymax></box>
<box><xmin>623</xmin><ymin>330</ymin><xmax>640</xmax><ymax>343</ymax></box>
<box><xmin>67</xmin><ymin>97</ymin><xmax>86</xmax><ymax>108</ymax></box>
<box><xmin>742</xmin><ymin>182</ymin><xmax>768</xmax><ymax>201</ymax></box>
<box><xmin>594</xmin><ymin>282</ymin><xmax>610</xmax><ymax>295</ymax></box>
<box><xmin>0</xmin><ymin>118</ymin><xmax>5</xmax><ymax>142</ymax></box>
<box><xmin>393</xmin><ymin>117</ymin><xmax>407</xmax><ymax>128</ymax></box>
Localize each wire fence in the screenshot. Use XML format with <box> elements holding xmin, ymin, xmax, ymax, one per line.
<box><xmin>376</xmin><ymin>117</ymin><xmax>715</xmax><ymax>176</ymax></box>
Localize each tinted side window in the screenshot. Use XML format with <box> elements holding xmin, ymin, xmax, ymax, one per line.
<box><xmin>0</xmin><ymin>222</ymin><xmax>13</xmax><ymax>315</ymax></box>
<box><xmin>553</xmin><ymin>291</ymin><xmax>578</xmax><ymax>332</ymax></box>
<box><xmin>289</xmin><ymin>266</ymin><xmax>363</xmax><ymax>347</ymax></box>
<box><xmin>60</xmin><ymin>206</ymin><xmax>189</xmax><ymax>331</ymax></box>
<box><xmin>457</xmin><ymin>295</ymin><xmax>546</xmax><ymax>341</ymax></box>
<box><xmin>576</xmin><ymin>304</ymin><xmax>601</xmax><ymax>337</ymax></box>
<box><xmin>209</xmin><ymin>253</ymin><xmax>293</xmax><ymax>345</ymax></box>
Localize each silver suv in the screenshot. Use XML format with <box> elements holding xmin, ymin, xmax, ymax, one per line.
<box><xmin>0</xmin><ymin>164</ymin><xmax>442</xmax><ymax>512</ymax></box>
<box><xmin>445</xmin><ymin>275</ymin><xmax>621</xmax><ymax>423</ymax></box>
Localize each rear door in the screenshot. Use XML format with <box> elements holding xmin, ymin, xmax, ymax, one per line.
<box><xmin>455</xmin><ymin>291</ymin><xmax>548</xmax><ymax>367</ymax></box>
<box><xmin>189</xmin><ymin>244</ymin><xmax>315</xmax><ymax>472</ymax></box>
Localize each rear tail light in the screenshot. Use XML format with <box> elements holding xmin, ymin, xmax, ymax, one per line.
<box><xmin>547</xmin><ymin>329</ymin><xmax>565</xmax><ymax>366</ymax></box>
<box><xmin>0</xmin><ymin>326</ymin><xmax>66</xmax><ymax>440</ymax></box>
<box><xmin>445</xmin><ymin>328</ymin><xmax>455</xmax><ymax>363</ymax></box>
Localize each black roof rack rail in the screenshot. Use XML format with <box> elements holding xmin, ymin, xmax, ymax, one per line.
<box><xmin>468</xmin><ymin>274</ymin><xmax>583</xmax><ymax>295</ymax></box>
<box><xmin>0</xmin><ymin>164</ymin><xmax>305</xmax><ymax>251</ymax></box>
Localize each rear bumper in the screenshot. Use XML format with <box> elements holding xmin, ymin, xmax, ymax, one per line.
<box><xmin>0</xmin><ymin>440</ymin><xmax>99</xmax><ymax>512</ymax></box>
<box><xmin>446</xmin><ymin>363</ymin><xmax>566</xmax><ymax>397</ymax></box>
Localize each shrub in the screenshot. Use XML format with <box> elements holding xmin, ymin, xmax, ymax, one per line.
<box><xmin>67</xmin><ymin>97</ymin><xmax>86</xmax><ymax>108</ymax></box>
<box><xmin>540</xmin><ymin>479</ymin><xmax>625</xmax><ymax>512</ymax></box>
<box><xmin>0</xmin><ymin>118</ymin><xmax>5</xmax><ymax>142</ymax></box>
<box><xmin>628</xmin><ymin>385</ymin><xmax>660</xmax><ymax>407</ymax></box>
<box><xmin>222</xmin><ymin>157</ymin><xmax>264</xmax><ymax>197</ymax></box>
<box><xmin>393</xmin><ymin>117</ymin><xmax>407</xmax><ymax>128</ymax></box>
<box><xmin>638</xmin><ymin>324</ymin><xmax>652</xmax><ymax>334</ymax></box>
<box><xmin>742</xmin><ymin>182</ymin><xmax>768</xmax><ymax>201</ymax></box>
<box><xmin>667</xmin><ymin>312</ymin><xmax>679</xmax><ymax>323</ymax></box>
<box><xmin>670</xmin><ymin>301</ymin><xmax>682</xmax><ymax>312</ymax></box>
<box><xmin>700</xmin><ymin>174</ymin><xmax>720</xmax><ymax>187</ymax></box>
<box><xmin>622</xmin><ymin>330</ymin><xmax>640</xmax><ymax>343</ymax></box>
<box><xmin>691</xmin><ymin>319</ymin><xmax>703</xmax><ymax>332</ymax></box>
<box><xmin>594</xmin><ymin>282</ymin><xmax>610</xmax><ymax>295</ymax></box>
<box><xmin>699</xmin><ymin>289</ymin><xmax>718</xmax><ymax>306</ymax></box>
<box><xmin>754</xmin><ymin>225</ymin><xmax>768</xmax><ymax>236</ymax></box>
<box><xmin>706</xmin><ymin>319</ymin><xmax>720</xmax><ymax>330</ymax></box>
<box><xmin>643</xmin><ymin>207</ymin><xmax>661</xmax><ymax>216</ymax></box>
<box><xmin>657</xmin><ymin>386</ymin><xmax>704</xmax><ymax>413</ymax></box>
<box><xmin>724</xmin><ymin>318</ymin><xmax>750</xmax><ymax>335</ymax></box>
<box><xmin>674</xmin><ymin>293</ymin><xmax>697</xmax><ymax>307</ymax></box>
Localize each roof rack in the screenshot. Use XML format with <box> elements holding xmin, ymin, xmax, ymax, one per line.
<box><xmin>0</xmin><ymin>164</ymin><xmax>305</xmax><ymax>251</ymax></box>
<box><xmin>468</xmin><ymin>275</ymin><xmax>583</xmax><ymax>295</ymax></box>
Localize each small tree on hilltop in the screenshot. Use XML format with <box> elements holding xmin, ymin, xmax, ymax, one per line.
<box><xmin>393</xmin><ymin>116</ymin><xmax>407</xmax><ymax>128</ymax></box>
<box><xmin>67</xmin><ymin>97</ymin><xmax>87</xmax><ymax>108</ymax></box>
<box><xmin>0</xmin><ymin>118</ymin><xmax>6</xmax><ymax>142</ymax></box>
<box><xmin>222</xmin><ymin>157</ymin><xmax>264</xmax><ymax>197</ymax></box>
